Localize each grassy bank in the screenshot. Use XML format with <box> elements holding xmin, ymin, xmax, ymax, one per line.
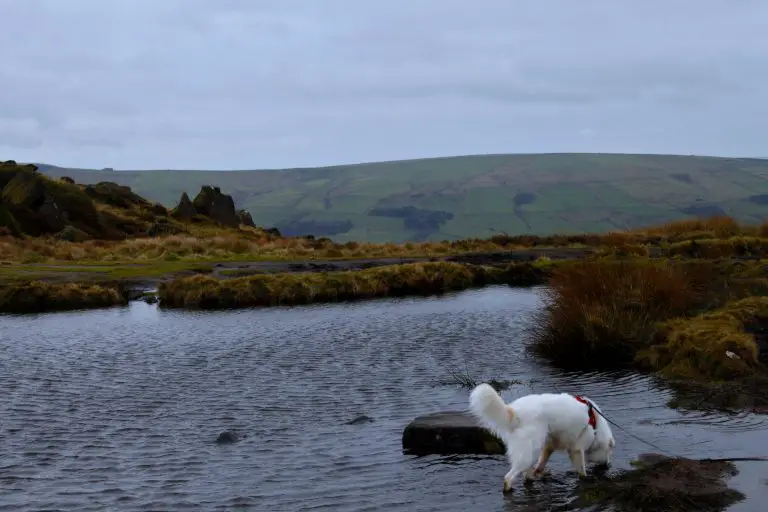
<box><xmin>0</xmin><ymin>281</ymin><xmax>127</xmax><ymax>314</ymax></box>
<box><xmin>158</xmin><ymin>261</ymin><xmax>546</xmax><ymax>309</ymax></box>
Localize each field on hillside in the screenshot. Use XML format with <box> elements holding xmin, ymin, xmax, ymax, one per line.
<box><xmin>37</xmin><ymin>153</ymin><xmax>768</xmax><ymax>242</ymax></box>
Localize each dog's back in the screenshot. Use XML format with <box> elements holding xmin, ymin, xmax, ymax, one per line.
<box><xmin>510</xmin><ymin>393</ymin><xmax>596</xmax><ymax>447</ymax></box>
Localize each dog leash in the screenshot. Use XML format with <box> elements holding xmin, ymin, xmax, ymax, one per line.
<box><xmin>588</xmin><ymin>406</ymin><xmax>677</xmax><ymax>457</ymax></box>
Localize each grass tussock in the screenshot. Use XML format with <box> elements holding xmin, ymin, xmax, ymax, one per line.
<box><xmin>528</xmin><ymin>260</ymin><xmax>709</xmax><ymax>368</ymax></box>
<box><xmin>638</xmin><ymin>297</ymin><xmax>768</xmax><ymax>381</ymax></box>
<box><xmin>0</xmin><ymin>281</ymin><xmax>126</xmax><ymax>314</ymax></box>
<box><xmin>158</xmin><ymin>261</ymin><xmax>545</xmax><ymax>309</ymax></box>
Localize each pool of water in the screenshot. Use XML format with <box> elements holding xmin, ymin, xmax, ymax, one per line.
<box><xmin>1</xmin><ymin>286</ymin><xmax>767</xmax><ymax>511</ymax></box>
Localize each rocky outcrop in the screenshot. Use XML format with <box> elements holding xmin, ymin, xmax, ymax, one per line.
<box><xmin>0</xmin><ymin>161</ymin><xmax>262</xmax><ymax>238</ymax></box>
<box><xmin>401</xmin><ymin>411</ymin><xmax>504</xmax><ymax>455</ymax></box>
<box><xmin>236</xmin><ymin>209</ymin><xmax>255</xmax><ymax>227</ymax></box>
<box><xmin>170</xmin><ymin>192</ymin><xmax>196</xmax><ymax>220</ymax></box>
<box><xmin>150</xmin><ymin>203</ymin><xmax>167</xmax><ymax>216</ymax></box>
<box><xmin>0</xmin><ymin>168</ymin><xmax>94</xmax><ymax>235</ymax></box>
<box><xmin>192</xmin><ymin>186</ymin><xmax>239</xmax><ymax>228</ymax></box>
<box><xmin>171</xmin><ymin>186</ymin><xmax>250</xmax><ymax>228</ymax></box>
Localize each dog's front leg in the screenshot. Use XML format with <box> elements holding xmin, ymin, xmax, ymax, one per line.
<box><xmin>568</xmin><ymin>449</ymin><xmax>587</xmax><ymax>477</ymax></box>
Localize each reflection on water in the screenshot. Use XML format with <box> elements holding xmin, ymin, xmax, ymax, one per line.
<box><xmin>1</xmin><ymin>286</ymin><xmax>766</xmax><ymax>511</ymax></box>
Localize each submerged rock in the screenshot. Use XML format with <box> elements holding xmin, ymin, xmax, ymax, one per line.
<box><xmin>577</xmin><ymin>453</ymin><xmax>745</xmax><ymax>511</ymax></box>
<box><xmin>215</xmin><ymin>430</ymin><xmax>245</xmax><ymax>444</ymax></box>
<box><xmin>346</xmin><ymin>415</ymin><xmax>374</xmax><ymax>425</ymax></box>
<box><xmin>401</xmin><ymin>410</ymin><xmax>503</xmax><ymax>455</ymax></box>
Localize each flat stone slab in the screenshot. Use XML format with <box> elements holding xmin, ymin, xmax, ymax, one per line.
<box><xmin>401</xmin><ymin>410</ymin><xmax>504</xmax><ymax>455</ymax></box>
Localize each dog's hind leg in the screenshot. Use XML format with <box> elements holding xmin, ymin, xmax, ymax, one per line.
<box><xmin>532</xmin><ymin>443</ymin><xmax>554</xmax><ymax>477</ymax></box>
<box><xmin>568</xmin><ymin>449</ymin><xmax>587</xmax><ymax>477</ymax></box>
<box><xmin>503</xmin><ymin>429</ymin><xmax>544</xmax><ymax>493</ymax></box>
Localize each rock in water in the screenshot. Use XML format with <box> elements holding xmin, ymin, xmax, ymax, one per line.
<box><xmin>577</xmin><ymin>453</ymin><xmax>746</xmax><ymax>511</ymax></box>
<box><xmin>215</xmin><ymin>430</ymin><xmax>241</xmax><ymax>444</ymax></box>
<box><xmin>346</xmin><ymin>415</ymin><xmax>374</xmax><ymax>425</ymax></box>
<box><xmin>401</xmin><ymin>410</ymin><xmax>504</xmax><ymax>455</ymax></box>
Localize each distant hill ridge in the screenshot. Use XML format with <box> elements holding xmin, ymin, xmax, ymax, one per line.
<box><xmin>34</xmin><ymin>153</ymin><xmax>768</xmax><ymax>242</ymax></box>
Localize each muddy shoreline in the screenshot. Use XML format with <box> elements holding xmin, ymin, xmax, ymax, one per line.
<box><xmin>10</xmin><ymin>247</ymin><xmax>595</xmax><ymax>294</ymax></box>
<box><xmin>207</xmin><ymin>246</ymin><xmax>594</xmax><ymax>279</ymax></box>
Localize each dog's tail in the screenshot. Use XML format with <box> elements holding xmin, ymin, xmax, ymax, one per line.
<box><xmin>468</xmin><ymin>383</ymin><xmax>517</xmax><ymax>438</ymax></box>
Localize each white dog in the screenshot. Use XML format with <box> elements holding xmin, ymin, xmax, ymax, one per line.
<box><xmin>468</xmin><ymin>383</ymin><xmax>616</xmax><ymax>492</ymax></box>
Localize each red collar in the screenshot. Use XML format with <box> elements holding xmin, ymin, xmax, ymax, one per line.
<box><xmin>574</xmin><ymin>395</ymin><xmax>597</xmax><ymax>429</ymax></box>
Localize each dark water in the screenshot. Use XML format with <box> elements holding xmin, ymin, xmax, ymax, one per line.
<box><xmin>1</xmin><ymin>286</ymin><xmax>768</xmax><ymax>511</ymax></box>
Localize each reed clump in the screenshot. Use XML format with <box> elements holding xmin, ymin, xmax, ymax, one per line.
<box><xmin>528</xmin><ymin>259</ymin><xmax>710</xmax><ymax>368</ymax></box>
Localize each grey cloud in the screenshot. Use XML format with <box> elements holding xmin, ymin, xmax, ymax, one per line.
<box><xmin>0</xmin><ymin>0</ymin><xmax>766</xmax><ymax>169</ymax></box>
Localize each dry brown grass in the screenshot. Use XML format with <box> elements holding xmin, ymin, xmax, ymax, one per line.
<box><xmin>0</xmin><ymin>229</ymin><xmax>512</xmax><ymax>264</ymax></box>
<box><xmin>528</xmin><ymin>259</ymin><xmax>712</xmax><ymax>368</ymax></box>
<box><xmin>665</xmin><ymin>236</ymin><xmax>768</xmax><ymax>259</ymax></box>
<box><xmin>632</xmin><ymin>215</ymin><xmax>763</xmax><ymax>241</ymax></box>
<box><xmin>3</xmin><ymin>213</ymin><xmax>768</xmax><ymax>266</ymax></box>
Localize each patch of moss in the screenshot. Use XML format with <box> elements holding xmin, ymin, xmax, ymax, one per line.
<box><xmin>638</xmin><ymin>297</ymin><xmax>768</xmax><ymax>381</ymax></box>
<box><xmin>1</xmin><ymin>171</ymin><xmax>45</xmax><ymax>209</ymax></box>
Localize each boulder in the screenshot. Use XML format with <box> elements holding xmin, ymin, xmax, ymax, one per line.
<box><xmin>192</xmin><ymin>185</ymin><xmax>239</xmax><ymax>228</ymax></box>
<box><xmin>1</xmin><ymin>171</ymin><xmax>46</xmax><ymax>210</ymax></box>
<box><xmin>59</xmin><ymin>176</ymin><xmax>75</xmax><ymax>185</ymax></box>
<box><xmin>236</xmin><ymin>208</ymin><xmax>255</xmax><ymax>227</ymax></box>
<box><xmin>150</xmin><ymin>202</ymin><xmax>168</xmax><ymax>216</ymax></box>
<box><xmin>83</xmin><ymin>182</ymin><xmax>150</xmax><ymax>209</ymax></box>
<box><xmin>401</xmin><ymin>411</ymin><xmax>503</xmax><ymax>455</ymax></box>
<box><xmin>170</xmin><ymin>192</ymin><xmax>196</xmax><ymax>220</ymax></box>
<box><xmin>37</xmin><ymin>194</ymin><xmax>68</xmax><ymax>232</ymax></box>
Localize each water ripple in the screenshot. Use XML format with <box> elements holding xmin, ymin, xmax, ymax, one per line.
<box><xmin>0</xmin><ymin>286</ymin><xmax>765</xmax><ymax>511</ymax></box>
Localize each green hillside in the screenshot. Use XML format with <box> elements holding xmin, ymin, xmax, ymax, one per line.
<box><xmin>34</xmin><ymin>153</ymin><xmax>768</xmax><ymax>242</ymax></box>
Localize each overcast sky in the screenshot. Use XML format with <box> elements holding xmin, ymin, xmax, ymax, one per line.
<box><xmin>1</xmin><ymin>1</ymin><xmax>766</xmax><ymax>170</ymax></box>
